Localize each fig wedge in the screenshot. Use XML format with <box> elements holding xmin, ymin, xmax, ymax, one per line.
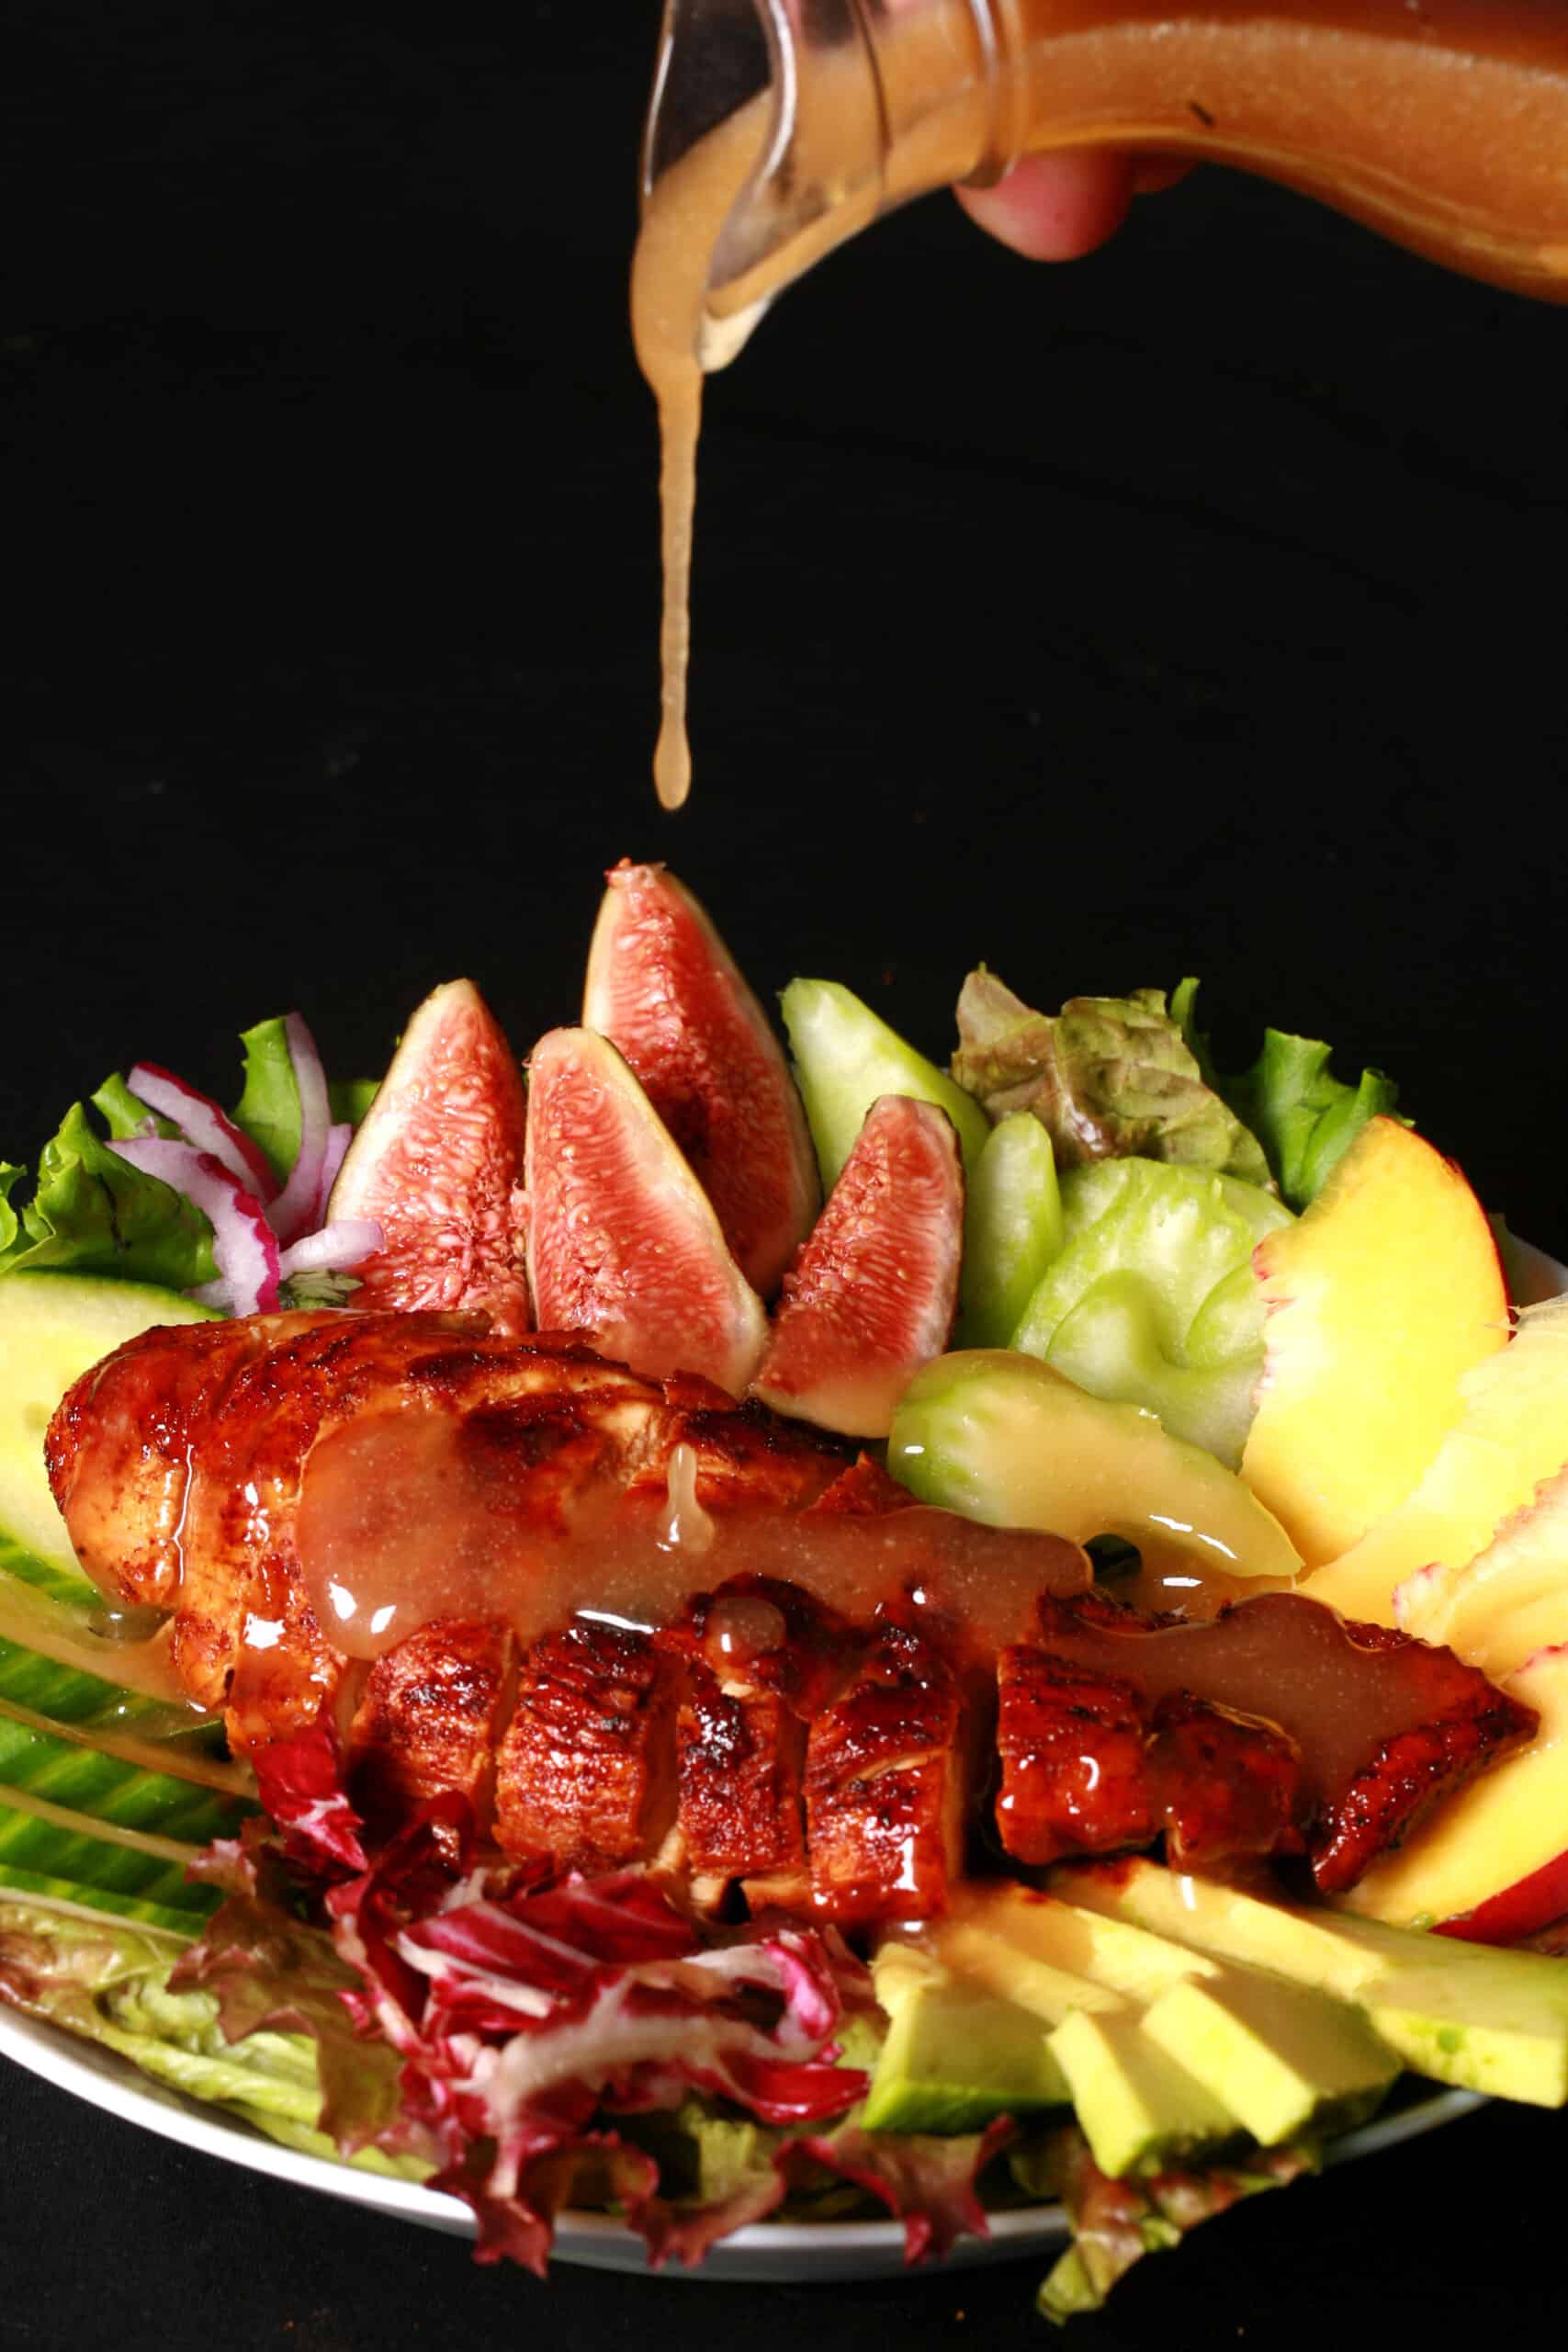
<box><xmin>326</xmin><ymin>978</ymin><xmax>530</xmax><ymax>1334</ymax></box>
<box><xmin>751</xmin><ymin>1094</ymin><xmax>964</xmax><ymax>1438</ymax></box>
<box><xmin>583</xmin><ymin>860</ymin><xmax>819</xmax><ymax>1295</ymax></box>
<box><xmin>525</xmin><ymin>1026</ymin><xmax>768</xmax><ymax>1396</ymax></box>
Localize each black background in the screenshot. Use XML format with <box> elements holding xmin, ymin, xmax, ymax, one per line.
<box><xmin>4</xmin><ymin>5</ymin><xmax>1568</xmax><ymax>2345</ymax></box>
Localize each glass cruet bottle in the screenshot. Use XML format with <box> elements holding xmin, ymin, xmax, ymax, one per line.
<box><xmin>643</xmin><ymin>0</ymin><xmax>1568</xmax><ymax>379</ymax></box>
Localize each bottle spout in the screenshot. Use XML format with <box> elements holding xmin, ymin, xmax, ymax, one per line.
<box><xmin>641</xmin><ymin>0</ymin><xmax>894</xmax><ymax>372</ymax></box>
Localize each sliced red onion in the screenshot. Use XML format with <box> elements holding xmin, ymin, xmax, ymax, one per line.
<box><xmin>276</xmin><ymin>1219</ymin><xmax>383</xmax><ymax>1281</ymax></box>
<box><xmin>315</xmin><ymin>1121</ymin><xmax>353</xmax><ymax>1226</ymax></box>
<box><xmin>109</xmin><ymin>1137</ymin><xmax>280</xmax><ymax>1315</ymax></box>
<box><xmin>267</xmin><ymin>1012</ymin><xmax>332</xmax><ymax>1245</ymax></box>
<box><xmin>128</xmin><ymin>1061</ymin><xmax>278</xmax><ymax>1202</ymax></box>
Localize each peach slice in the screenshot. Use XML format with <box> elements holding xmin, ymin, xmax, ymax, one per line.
<box><xmin>1394</xmin><ymin>1460</ymin><xmax>1568</xmax><ymax>1676</ymax></box>
<box><xmin>1341</xmin><ymin>1644</ymin><xmax>1568</xmax><ymax>1937</ymax></box>
<box><xmin>1240</xmin><ymin>1118</ymin><xmax>1507</xmax><ymax>1570</ymax></box>
<box><xmin>1304</xmin><ymin>1295</ymin><xmax>1568</xmax><ymax>1625</ymax></box>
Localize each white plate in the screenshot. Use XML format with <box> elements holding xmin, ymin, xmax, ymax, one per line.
<box><xmin>0</xmin><ymin>1992</ymin><xmax>1487</xmax><ymax>2280</ymax></box>
<box><xmin>2</xmin><ymin>1232</ymin><xmax>1562</xmax><ymax>2282</ymax></box>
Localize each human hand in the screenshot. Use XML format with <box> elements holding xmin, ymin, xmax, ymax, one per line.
<box><xmin>956</xmin><ymin>150</ymin><xmax>1190</xmax><ymax>259</ymax></box>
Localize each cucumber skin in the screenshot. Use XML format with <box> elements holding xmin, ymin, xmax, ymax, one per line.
<box><xmin>0</xmin><ymin>1276</ymin><xmax>243</xmax><ymax>1934</ymax></box>
<box><xmin>0</xmin><ymin>1857</ymin><xmax>213</xmax><ymax>1938</ymax></box>
<box><xmin>0</xmin><ymin>1803</ymin><xmax>215</xmax><ymax>1920</ymax></box>
<box><xmin>781</xmin><ymin>979</ymin><xmax>991</xmax><ymax>1193</ymax></box>
<box><xmin>957</xmin><ymin>1115</ymin><xmax>1064</xmax><ymax>1349</ymax></box>
<box><xmin>0</xmin><ymin>1713</ymin><xmax>249</xmax><ymax>1848</ymax></box>
<box><xmin>0</xmin><ymin>1632</ymin><xmax>224</xmax><ymax>1743</ymax></box>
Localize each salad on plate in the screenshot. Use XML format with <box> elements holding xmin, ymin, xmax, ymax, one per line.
<box><xmin>3</xmin><ymin>858</ymin><xmax>1568</xmax><ymax>2325</ymax></box>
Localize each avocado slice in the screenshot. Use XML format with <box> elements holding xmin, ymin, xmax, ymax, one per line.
<box><xmin>863</xmin><ymin>1946</ymin><xmax>1068</xmax><ymax>2133</ymax></box>
<box><xmin>1047</xmin><ymin>2009</ymin><xmax>1243</xmax><ymax>2179</ymax></box>
<box><xmin>1061</xmin><ymin>1859</ymin><xmax>1568</xmax><ymax>2107</ymax></box>
<box><xmin>1142</xmin><ymin>1972</ymin><xmax>1399</xmax><ymax>2145</ymax></box>
<box><xmin>929</xmin><ymin>1917</ymin><xmax>1129</xmax><ymax>2026</ymax></box>
<box><xmin>938</xmin><ymin>1883</ymin><xmax>1393</xmax><ymax>2150</ymax></box>
<box><xmin>875</xmin><ymin>1929</ymin><xmax>1241</xmax><ymax>2175</ymax></box>
<box><xmin>906</xmin><ymin>1881</ymin><xmax>1402</xmax><ymax>2166</ymax></box>
<box><xmin>917</xmin><ymin>1893</ymin><xmax>1251</xmax><ymax>2176</ymax></box>
<box><xmin>936</xmin><ymin>1883</ymin><xmax>1221</xmax><ymax>2007</ymax></box>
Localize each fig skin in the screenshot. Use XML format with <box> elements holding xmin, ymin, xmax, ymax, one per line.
<box><xmin>583</xmin><ymin>861</ymin><xmax>819</xmax><ymax>1297</ymax></box>
<box><xmin>326</xmin><ymin>979</ymin><xmax>531</xmax><ymax>1334</ymax></box>
<box><xmin>751</xmin><ymin>1094</ymin><xmax>964</xmax><ymax>1439</ymax></box>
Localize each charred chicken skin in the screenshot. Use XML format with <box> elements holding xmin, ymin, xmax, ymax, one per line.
<box><xmin>47</xmin><ymin>1313</ymin><xmax>1535</xmax><ymax>1921</ymax></box>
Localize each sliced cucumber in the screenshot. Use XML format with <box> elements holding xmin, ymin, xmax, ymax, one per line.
<box><xmin>0</xmin><ymin>1627</ymin><xmax>220</xmax><ymax>1746</ymax></box>
<box><xmin>0</xmin><ymin>1525</ymin><xmax>96</xmax><ymax>1611</ymax></box>
<box><xmin>0</xmin><ymin>1274</ymin><xmax>242</xmax><ymax>1934</ymax></box>
<box><xmin>956</xmin><ymin>1114</ymin><xmax>1064</xmax><ymax>1348</ymax></box>
<box><xmin>0</xmin><ymin>1792</ymin><xmax>217</xmax><ymax>1926</ymax></box>
<box><xmin>0</xmin><ymin>1269</ymin><xmax>220</xmax><ymax>1580</ymax></box>
<box><xmin>888</xmin><ymin>1350</ymin><xmax>1301</xmax><ymax>1585</ymax></box>
<box><xmin>0</xmin><ymin>1859</ymin><xmax>214</xmax><ymax>1939</ymax></box>
<box><xmin>0</xmin><ymin>1710</ymin><xmax>250</xmax><ymax>1847</ymax></box>
<box><xmin>0</xmin><ymin>1562</ymin><xmax>223</xmax><ymax>1730</ymax></box>
<box><xmin>780</xmin><ymin>978</ymin><xmax>990</xmax><ymax>1193</ymax></box>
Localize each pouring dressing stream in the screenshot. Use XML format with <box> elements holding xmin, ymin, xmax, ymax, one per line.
<box><xmin>633</xmin><ymin>0</ymin><xmax>1568</xmax><ymax>806</ymax></box>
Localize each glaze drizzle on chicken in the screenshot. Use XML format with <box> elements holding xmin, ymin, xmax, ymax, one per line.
<box><xmin>47</xmin><ymin>1313</ymin><xmax>1536</xmax><ymax>1923</ymax></box>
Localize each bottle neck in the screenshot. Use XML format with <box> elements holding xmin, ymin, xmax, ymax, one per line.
<box><xmin>962</xmin><ymin>0</ymin><xmax>1034</xmax><ymax>184</ymax></box>
<box><xmin>643</xmin><ymin>0</ymin><xmax>1007</xmax><ymax>367</ymax></box>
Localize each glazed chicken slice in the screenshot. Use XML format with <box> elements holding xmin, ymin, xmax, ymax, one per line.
<box><xmin>673</xmin><ymin>1666</ymin><xmax>809</xmax><ymax>1911</ymax></box>
<box><xmin>46</xmin><ymin>1314</ymin><xmax>1536</xmax><ymax>1921</ymax></box>
<box><xmin>657</xmin><ymin>1577</ymin><xmax>857</xmax><ymax>1915</ymax></box>
<box><xmin>805</xmin><ymin>1619</ymin><xmax>972</xmax><ymax>1924</ymax></box>
<box><xmin>349</xmin><ymin>1617</ymin><xmax>518</xmax><ymax>1833</ymax></box>
<box><xmin>47</xmin><ymin>1311</ymin><xmax>850</xmax><ymax>1751</ymax></box>
<box><xmin>43</xmin><ymin>1313</ymin><xmax>1082</xmax><ymax>1921</ymax></box>
<box><xmin>495</xmin><ymin>1620</ymin><xmax>682</xmax><ymax>1874</ymax></box>
<box><xmin>995</xmin><ymin>1589</ymin><xmax>1539</xmax><ymax>1893</ymax></box>
<box><xmin>47</xmin><ymin>1309</ymin><xmax>339</xmax><ymax>1611</ymax></box>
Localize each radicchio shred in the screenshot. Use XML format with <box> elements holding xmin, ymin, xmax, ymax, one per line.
<box><xmin>178</xmin><ymin>1714</ymin><xmax>1014</xmax><ymax>2275</ymax></box>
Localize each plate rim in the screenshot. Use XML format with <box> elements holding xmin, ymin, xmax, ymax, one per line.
<box><xmin>0</xmin><ymin>1992</ymin><xmax>1487</xmax><ymax>2272</ymax></box>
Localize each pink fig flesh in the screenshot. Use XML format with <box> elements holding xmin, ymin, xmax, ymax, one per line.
<box><xmin>525</xmin><ymin>1025</ymin><xmax>768</xmax><ymax>1397</ymax></box>
<box><xmin>326</xmin><ymin>978</ymin><xmax>530</xmax><ymax>1335</ymax></box>
<box><xmin>751</xmin><ymin>1094</ymin><xmax>964</xmax><ymax>1439</ymax></box>
<box><xmin>582</xmin><ymin>860</ymin><xmax>819</xmax><ymax>1296</ymax></box>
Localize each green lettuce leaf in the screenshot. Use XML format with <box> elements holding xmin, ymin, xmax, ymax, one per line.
<box><xmin>331</xmin><ymin>1076</ymin><xmax>381</xmax><ymax>1128</ymax></box>
<box><xmin>1012</xmin><ymin>2123</ymin><xmax>1317</xmax><ymax>2324</ymax></box>
<box><xmin>231</xmin><ymin>1017</ymin><xmax>378</xmax><ymax>1187</ymax></box>
<box><xmin>1010</xmin><ymin>1158</ymin><xmax>1292</xmax><ymax>1467</ymax></box>
<box><xmin>231</xmin><ymin>1018</ymin><xmax>300</xmax><ymax>1189</ymax></box>
<box><xmin>0</xmin><ymin>1167</ymin><xmax>21</xmax><ymax>1260</ymax></box>
<box><xmin>0</xmin><ymin>1895</ymin><xmax>427</xmax><ymax>2178</ymax></box>
<box><xmin>2</xmin><ymin>1026</ymin><xmax>381</xmax><ymax>1288</ymax></box>
<box><xmin>1172</xmin><ymin>981</ymin><xmax>1400</xmax><ymax>1213</ymax></box>
<box><xmin>953</xmin><ymin>971</ymin><xmax>1272</xmax><ymax>1187</ymax></box>
<box><xmin>89</xmin><ymin>1075</ymin><xmax>174</xmax><ymax>1143</ymax></box>
<box><xmin>0</xmin><ymin>1102</ymin><xmax>217</xmax><ymax>1287</ymax></box>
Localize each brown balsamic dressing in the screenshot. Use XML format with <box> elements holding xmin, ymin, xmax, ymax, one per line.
<box><xmin>292</xmin><ymin>1398</ymin><xmax>1093</xmax><ymax>1663</ymax></box>
<box><xmin>630</xmin><ymin>98</ymin><xmax>773</xmax><ymax>809</ymax></box>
